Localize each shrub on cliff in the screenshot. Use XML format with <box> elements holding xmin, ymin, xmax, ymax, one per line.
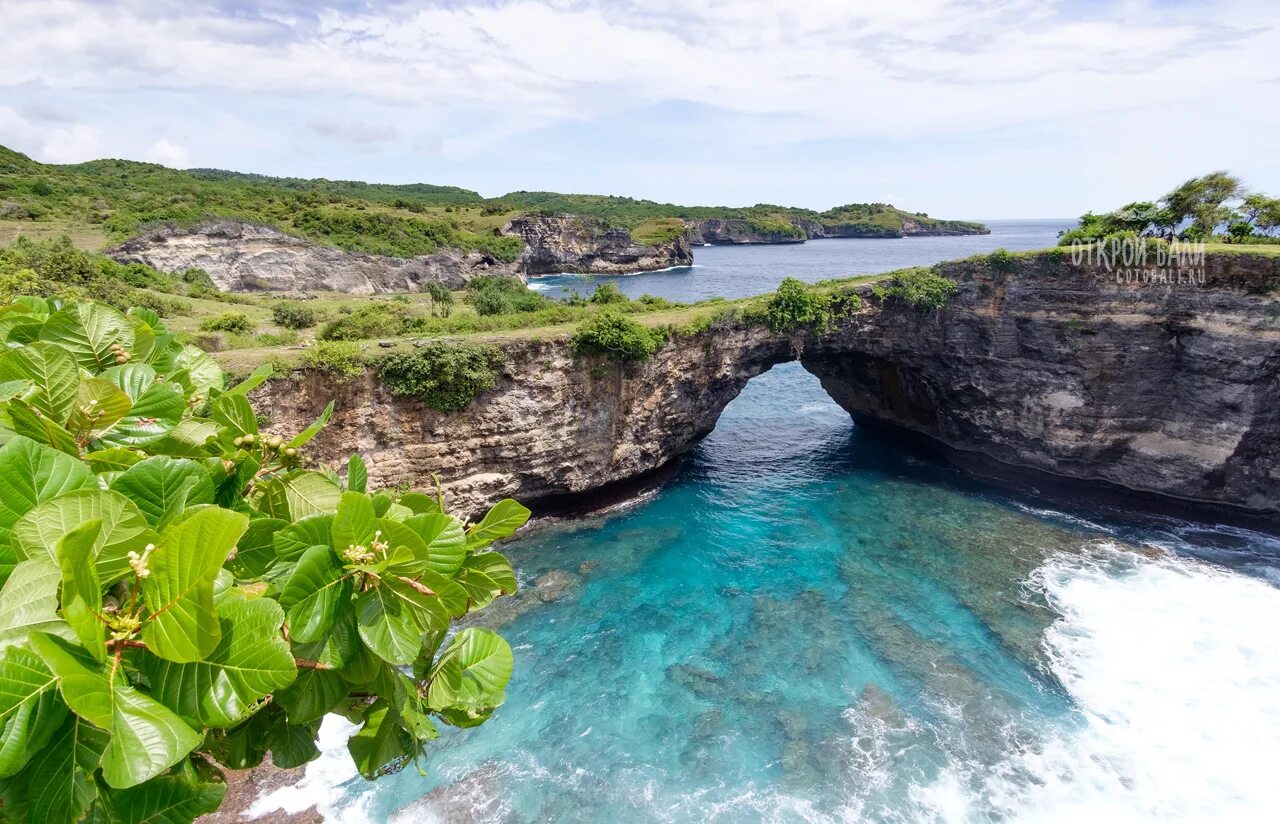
<box><xmin>0</xmin><ymin>296</ymin><xmax>525</xmax><ymax>823</ymax></box>
<box><xmin>271</xmin><ymin>300</ymin><xmax>319</xmax><ymax>329</ymax></box>
<box><xmin>872</xmin><ymin>267</ymin><xmax>958</xmax><ymax>312</ymax></box>
<box><xmin>199</xmin><ymin>310</ymin><xmax>255</xmax><ymax>334</ymax></box>
<box><xmin>319</xmin><ymin>301</ymin><xmax>412</xmax><ymax>340</ymax></box>
<box><xmin>764</xmin><ymin>277</ymin><xmax>831</xmax><ymax>333</ymax></box>
<box><xmin>571</xmin><ymin>310</ymin><xmax>664</xmax><ymax>362</ymax></box>
<box><xmin>467</xmin><ymin>276</ymin><xmax>550</xmax><ymax>316</ymax></box>
<box><xmin>302</xmin><ymin>339</ymin><xmax>366</xmax><ymax>379</ymax></box>
<box><xmin>378</xmin><ymin>341</ymin><xmax>501</xmax><ymax>412</ymax></box>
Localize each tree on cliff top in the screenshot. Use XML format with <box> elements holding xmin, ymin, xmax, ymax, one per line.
<box><xmin>0</xmin><ymin>296</ymin><xmax>527</xmax><ymax>823</ymax></box>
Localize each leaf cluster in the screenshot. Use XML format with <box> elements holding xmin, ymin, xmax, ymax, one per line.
<box><xmin>0</xmin><ymin>297</ymin><xmax>526</xmax><ymax>823</ymax></box>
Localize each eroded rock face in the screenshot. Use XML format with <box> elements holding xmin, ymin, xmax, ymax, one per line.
<box><xmin>252</xmin><ymin>252</ymin><xmax>1280</xmax><ymax>525</ymax></box>
<box><xmin>804</xmin><ymin>252</ymin><xmax>1280</xmax><ymax>521</ymax></box>
<box><xmin>253</xmin><ymin>322</ymin><xmax>793</xmax><ymax>518</ymax></box>
<box><xmin>683</xmin><ymin>218</ymin><xmax>805</xmax><ymax>245</ymax></box>
<box><xmin>503</xmin><ymin>215</ymin><xmax>693</xmax><ymax>275</ymax></box>
<box><xmin>110</xmin><ymin>220</ymin><xmax>516</xmax><ymax>293</ymax></box>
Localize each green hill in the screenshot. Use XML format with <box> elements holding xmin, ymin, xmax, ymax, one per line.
<box><xmin>0</xmin><ymin>145</ymin><xmax>986</xmax><ymax>257</ymax></box>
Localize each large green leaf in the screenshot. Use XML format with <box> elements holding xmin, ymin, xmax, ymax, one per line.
<box><xmin>0</xmin><ymin>561</ymin><xmax>70</xmax><ymax>650</ymax></box>
<box><xmin>26</xmin><ymin>713</ymin><xmax>109</xmax><ymax>824</ymax></box>
<box><xmin>139</xmin><ymin>596</ymin><xmax>296</xmax><ymax>728</ymax></box>
<box><xmin>100</xmin><ymin>773</ymin><xmax>226</xmax><ymax>824</ymax></box>
<box><xmin>272</xmin><ymin>514</ymin><xmax>334</xmax><ymax>563</ymax></box>
<box><xmin>403</xmin><ymin>512</ymin><xmax>467</xmax><ymax>576</ymax></box>
<box><xmin>100</xmin><ymin>382</ymin><xmax>186</xmax><ymax>448</ymax></box>
<box><xmin>140</xmin><ymin>507</ymin><xmax>249</xmax><ymax>663</ymax></box>
<box><xmin>275</xmin><ymin>668</ymin><xmax>349</xmax><ymax>724</ymax></box>
<box><xmin>456</xmin><ymin>551</ymin><xmax>519</xmax><ymax>611</ymax></box>
<box><xmin>228</xmin><ymin>517</ymin><xmax>286</xmax><ymax>580</ymax></box>
<box><xmin>0</xmin><ymin>646</ymin><xmax>62</xmax><ymax>779</ymax></box>
<box><xmin>210</xmin><ymin>393</ymin><xmax>257</xmax><ymax>442</ymax></box>
<box><xmin>84</xmin><ymin>447</ymin><xmax>144</xmax><ymax>473</ymax></box>
<box><xmin>260</xmin><ymin>471</ymin><xmax>343</xmax><ymax>522</ymax></box>
<box><xmin>145</xmin><ymin>418</ymin><xmax>219</xmax><ymax>457</ymax></box>
<box><xmin>54</xmin><ymin>520</ymin><xmax>106</xmax><ymax>660</ymax></box>
<box><xmin>466</xmin><ymin>499</ymin><xmax>531</xmax><ymax>550</ymax></box>
<box><xmin>172</xmin><ymin>344</ymin><xmax>223</xmax><ymax>398</ymax></box>
<box><xmin>331</xmin><ymin>491</ymin><xmax>376</xmax><ymax>552</ymax></box>
<box><xmin>223</xmin><ymin>362</ymin><xmax>274</xmax><ymax>397</ymax></box>
<box><xmin>396</xmin><ymin>492</ymin><xmax>440</xmax><ymax>515</ymax></box>
<box><xmin>356</xmin><ymin>579</ymin><xmax>447</xmax><ymax>666</ymax></box>
<box><xmin>111</xmin><ymin>456</ymin><xmax>215</xmax><ymax>530</ymax></box>
<box><xmin>286</xmin><ymin>401</ymin><xmax>333</xmax><ymax>449</ymax></box>
<box><xmin>0</xmin><ymin>436</ymin><xmax>96</xmax><ymax>546</ymax></box>
<box><xmin>264</xmin><ymin>715</ymin><xmax>322</xmax><ymax>769</ymax></box>
<box><xmin>414</xmin><ymin>569</ymin><xmax>471</xmax><ymax>618</ymax></box>
<box><xmin>0</xmin><ymin>341</ymin><xmax>79</xmax><ymax>423</ymax></box>
<box><xmin>347</xmin><ymin>700</ymin><xmax>415</xmax><ymax>780</ymax></box>
<box><xmin>292</xmin><ymin>609</ymin><xmax>359</xmax><ymax>672</ymax></box>
<box><xmin>28</xmin><ymin>633</ymin><xmax>201</xmax><ymax>789</ymax></box>
<box><xmin>3</xmin><ymin>397</ymin><xmax>78</xmax><ymax>454</ymax></box>
<box><xmin>99</xmin><ymin>362</ymin><xmax>158</xmax><ymax>402</ymax></box>
<box><xmin>66</xmin><ymin>376</ymin><xmax>133</xmax><ymax>441</ymax></box>
<box><xmin>11</xmin><ymin>489</ymin><xmax>157</xmax><ymax>585</ymax></box>
<box><xmin>279</xmin><ymin>545</ymin><xmax>351</xmax><ymax>644</ymax></box>
<box><xmin>347</xmin><ymin>454</ymin><xmax>367</xmax><ymax>493</ymax></box>
<box><xmin>39</xmin><ymin>302</ymin><xmax>134</xmax><ymax>372</ymax></box>
<box><xmin>426</xmin><ymin>628</ymin><xmax>513</xmax><ymax>712</ymax></box>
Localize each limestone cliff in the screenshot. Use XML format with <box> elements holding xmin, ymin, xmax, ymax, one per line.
<box><xmin>110</xmin><ymin>216</ymin><xmax>694</xmax><ymax>290</ymax></box>
<box><xmin>252</xmin><ymin>251</ymin><xmax>1280</xmax><ymax>525</ymax></box>
<box><xmin>110</xmin><ymin>220</ymin><xmax>515</xmax><ymax>293</ymax></box>
<box><xmin>682</xmin><ymin>218</ymin><xmax>805</xmax><ymax>245</ymax></box>
<box><xmin>683</xmin><ymin>214</ymin><xmax>990</xmax><ymax>244</ymax></box>
<box><xmin>503</xmin><ymin>215</ymin><xmax>693</xmax><ymax>275</ymax></box>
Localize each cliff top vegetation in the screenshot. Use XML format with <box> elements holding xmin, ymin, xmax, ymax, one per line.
<box><xmin>0</xmin><ymin>145</ymin><xmax>983</xmax><ymax>260</ymax></box>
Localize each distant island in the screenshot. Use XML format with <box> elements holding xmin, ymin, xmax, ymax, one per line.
<box><xmin>0</xmin><ymin>144</ymin><xmax>989</xmax><ymax>287</ymax></box>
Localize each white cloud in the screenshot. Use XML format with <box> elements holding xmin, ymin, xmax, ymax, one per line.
<box><xmin>144</xmin><ymin>138</ymin><xmax>191</xmax><ymax>168</ymax></box>
<box><xmin>0</xmin><ymin>0</ymin><xmax>1276</xmax><ymax>213</ymax></box>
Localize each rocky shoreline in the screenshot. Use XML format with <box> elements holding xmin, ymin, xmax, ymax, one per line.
<box><xmin>110</xmin><ymin>212</ymin><xmax>989</xmax><ymax>292</ymax></box>
<box><xmin>253</xmin><ymin>250</ymin><xmax>1280</xmax><ymax>527</ymax></box>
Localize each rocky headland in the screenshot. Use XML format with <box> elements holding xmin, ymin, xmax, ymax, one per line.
<box><xmin>502</xmin><ymin>214</ymin><xmax>693</xmax><ymax>275</ymax></box>
<box><xmin>252</xmin><ymin>250</ymin><xmax>1280</xmax><ymax>526</ymax></box>
<box><xmin>109</xmin><ymin>216</ymin><xmax>695</xmax><ymax>291</ymax></box>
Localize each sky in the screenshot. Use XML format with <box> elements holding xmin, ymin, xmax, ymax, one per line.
<box><xmin>1</xmin><ymin>0</ymin><xmax>1277</xmax><ymax>218</ymax></box>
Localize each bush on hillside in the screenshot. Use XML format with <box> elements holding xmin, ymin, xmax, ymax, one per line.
<box><xmin>872</xmin><ymin>267</ymin><xmax>958</xmax><ymax>312</ymax></box>
<box><xmin>570</xmin><ymin>310</ymin><xmax>664</xmax><ymax>362</ymax></box>
<box><xmin>199</xmin><ymin>311</ymin><xmax>255</xmax><ymax>334</ymax></box>
<box><xmin>468</xmin><ymin>276</ymin><xmax>550</xmax><ymax>316</ymax></box>
<box><xmin>271</xmin><ymin>300</ymin><xmax>318</xmax><ymax>329</ymax></box>
<box><xmin>377</xmin><ymin>342</ymin><xmax>501</xmax><ymax>412</ymax></box>
<box><xmin>764</xmin><ymin>277</ymin><xmax>831</xmax><ymax>333</ymax></box>
<box><xmin>319</xmin><ymin>301</ymin><xmax>412</xmax><ymax>340</ymax></box>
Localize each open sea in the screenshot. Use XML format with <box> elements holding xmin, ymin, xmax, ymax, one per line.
<box><xmin>253</xmin><ymin>221</ymin><xmax>1280</xmax><ymax>823</ymax></box>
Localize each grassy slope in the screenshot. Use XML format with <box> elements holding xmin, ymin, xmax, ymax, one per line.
<box><xmin>0</xmin><ymin>144</ymin><xmax>985</xmax><ymax>258</ymax></box>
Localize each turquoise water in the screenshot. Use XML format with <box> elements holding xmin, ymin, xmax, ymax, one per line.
<box><xmin>529</xmin><ymin>219</ymin><xmax>1073</xmax><ymax>302</ymax></box>
<box><xmin>253</xmin><ymin>225</ymin><xmax>1280</xmax><ymax>823</ymax></box>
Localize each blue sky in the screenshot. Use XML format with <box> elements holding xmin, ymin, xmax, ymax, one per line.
<box><xmin>2</xmin><ymin>0</ymin><xmax>1276</xmax><ymax>218</ymax></box>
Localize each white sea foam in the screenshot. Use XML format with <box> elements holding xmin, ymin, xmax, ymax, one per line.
<box><xmin>247</xmin><ymin>715</ymin><xmax>374</xmax><ymax>823</ymax></box>
<box><xmin>920</xmin><ymin>546</ymin><xmax>1280</xmax><ymax>823</ymax></box>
